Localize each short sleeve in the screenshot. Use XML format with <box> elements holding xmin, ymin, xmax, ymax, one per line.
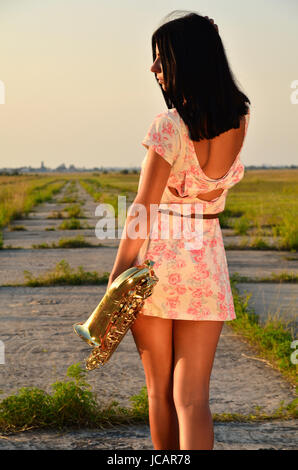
<box><xmin>141</xmin><ymin>112</ymin><xmax>181</xmax><ymax>166</ymax></box>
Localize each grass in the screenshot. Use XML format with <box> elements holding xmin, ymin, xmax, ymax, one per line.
<box><xmin>229</xmin><ymin>279</ymin><xmax>297</xmax><ymax>385</ymax></box>
<box><xmin>232</xmin><ymin>215</ymin><xmax>251</xmax><ymax>235</ymax></box>
<box><xmin>21</xmin><ymin>259</ymin><xmax>109</xmax><ymax>286</ymax></box>
<box><xmin>47</xmin><ymin>205</ymin><xmax>86</xmax><ymax>220</ymax></box>
<box><xmin>0</xmin><ymin>363</ymin><xmax>148</xmax><ymax>434</ymax></box>
<box><xmin>47</xmin><ymin>210</ymin><xmax>66</xmax><ymax>219</ymax></box>
<box><xmin>0</xmin><ymin>363</ymin><xmax>296</xmax><ymax>435</ymax></box>
<box><xmin>0</xmin><ymin>176</ymin><xmax>67</xmax><ymax>228</ymax></box>
<box><xmin>64</xmin><ymin>180</ymin><xmax>78</xmax><ymax>193</ymax></box>
<box><xmin>58</xmin><ymin>218</ymin><xmax>89</xmax><ymax>230</ymax></box>
<box><xmin>8</xmin><ymin>225</ymin><xmax>27</xmax><ymax>231</ymax></box>
<box><xmin>272</xmin><ymin>210</ymin><xmax>298</xmax><ymax>251</ymax></box>
<box><xmin>230</xmin><ymin>272</ymin><xmax>298</xmax><ymax>283</ymax></box>
<box><xmin>64</xmin><ymin>204</ymin><xmax>86</xmax><ymax>219</ymax></box>
<box><xmin>79</xmin><ymin>178</ymin><xmax>103</xmax><ymax>202</ymax></box>
<box><xmin>78</xmin><ymin>169</ymin><xmax>298</xmax><ymax>251</ymax></box>
<box><xmin>225</xmin><ymin>238</ymin><xmax>297</xmax><ymax>251</ymax></box>
<box><xmin>79</xmin><ymin>176</ymin><xmax>138</xmax><ymax>199</ymax></box>
<box><xmin>224</xmin><ymin>171</ymin><xmax>298</xmax><ymax>251</ymax></box>
<box><xmin>32</xmin><ymin>236</ymin><xmax>104</xmax><ymax>249</ymax></box>
<box><xmin>58</xmin><ymin>196</ymin><xmax>80</xmax><ymax>203</ymax></box>
<box><xmin>1</xmin><ymin>170</ymin><xmax>297</xmax><ymax>250</ymax></box>
<box><xmin>79</xmin><ymin>178</ymin><xmax>133</xmax><ymax>218</ymax></box>
<box><xmin>0</xmin><ymin>269</ymin><xmax>297</xmax><ymax>434</ymax></box>
<box><xmin>283</xmin><ymin>254</ymin><xmax>298</xmax><ymax>261</ymax></box>
<box><xmin>0</xmin><ymin>170</ymin><xmax>297</xmax><ymax>434</ymax></box>
<box><xmin>0</xmin><ymin>245</ymin><xmax>23</xmax><ymax>250</ymax></box>
<box><xmin>57</xmin><ymin>180</ymin><xmax>77</xmax><ymax>197</ymax></box>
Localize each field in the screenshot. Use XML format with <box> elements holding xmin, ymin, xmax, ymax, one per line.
<box><xmin>1</xmin><ymin>169</ymin><xmax>297</xmax><ymax>251</ymax></box>
<box><xmin>0</xmin><ymin>169</ymin><xmax>297</xmax><ymax>449</ymax></box>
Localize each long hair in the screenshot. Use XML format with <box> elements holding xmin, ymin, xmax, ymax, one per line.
<box><xmin>151</xmin><ymin>10</ymin><xmax>251</xmax><ymax>141</ymax></box>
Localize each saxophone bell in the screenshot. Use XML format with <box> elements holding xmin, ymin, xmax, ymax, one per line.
<box><xmin>73</xmin><ymin>323</ymin><xmax>101</xmax><ymax>348</ymax></box>
<box><xmin>73</xmin><ymin>259</ymin><xmax>159</xmax><ymax>370</ymax></box>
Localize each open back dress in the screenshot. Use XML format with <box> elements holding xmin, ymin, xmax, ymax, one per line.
<box><xmin>132</xmin><ymin>107</ymin><xmax>250</xmax><ymax>321</ymax></box>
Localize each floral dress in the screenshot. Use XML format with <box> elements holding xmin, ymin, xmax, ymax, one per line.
<box><xmin>132</xmin><ymin>107</ymin><xmax>250</xmax><ymax>321</ymax></box>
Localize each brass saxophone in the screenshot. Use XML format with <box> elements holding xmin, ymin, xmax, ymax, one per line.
<box><xmin>73</xmin><ymin>259</ymin><xmax>158</xmax><ymax>370</ymax></box>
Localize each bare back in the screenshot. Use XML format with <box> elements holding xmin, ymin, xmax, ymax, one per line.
<box><xmin>168</xmin><ymin>115</ymin><xmax>247</xmax><ymax>202</ymax></box>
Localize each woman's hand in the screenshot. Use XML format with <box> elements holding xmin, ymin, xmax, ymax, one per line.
<box><xmin>107</xmin><ymin>265</ymin><xmax>129</xmax><ymax>290</ymax></box>
<box><xmin>204</xmin><ymin>16</ymin><xmax>219</xmax><ymax>33</ymax></box>
<box><xmin>107</xmin><ymin>271</ymin><xmax>119</xmax><ymax>290</ymax></box>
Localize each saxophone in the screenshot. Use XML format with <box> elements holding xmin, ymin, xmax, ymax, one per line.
<box><xmin>73</xmin><ymin>259</ymin><xmax>158</xmax><ymax>370</ymax></box>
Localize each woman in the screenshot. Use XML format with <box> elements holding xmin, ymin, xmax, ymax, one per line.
<box><xmin>107</xmin><ymin>10</ymin><xmax>251</xmax><ymax>450</ymax></box>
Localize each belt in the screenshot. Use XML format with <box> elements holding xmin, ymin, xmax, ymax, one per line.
<box><xmin>157</xmin><ymin>209</ymin><xmax>222</xmax><ymax>219</ymax></box>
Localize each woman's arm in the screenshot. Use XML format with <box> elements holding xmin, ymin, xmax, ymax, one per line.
<box><xmin>106</xmin><ymin>147</ymin><xmax>172</xmax><ymax>289</ymax></box>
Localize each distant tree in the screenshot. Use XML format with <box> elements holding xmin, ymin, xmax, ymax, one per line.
<box><xmin>56</xmin><ymin>163</ymin><xmax>67</xmax><ymax>171</ymax></box>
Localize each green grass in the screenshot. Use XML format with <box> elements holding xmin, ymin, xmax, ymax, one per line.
<box><xmin>8</xmin><ymin>225</ymin><xmax>27</xmax><ymax>231</ymax></box>
<box><xmin>47</xmin><ymin>210</ymin><xmax>66</xmax><ymax>219</ymax></box>
<box><xmin>79</xmin><ymin>169</ymin><xmax>298</xmax><ymax>251</ymax></box>
<box><xmin>79</xmin><ymin>175</ymin><xmax>138</xmax><ymax>197</ymax></box>
<box><xmin>59</xmin><ymin>180</ymin><xmax>77</xmax><ymax>196</ymax></box>
<box><xmin>58</xmin><ymin>218</ymin><xmax>87</xmax><ymax>230</ymax></box>
<box><xmin>0</xmin><ymin>177</ymin><xmax>67</xmax><ymax>228</ymax></box>
<box><xmin>32</xmin><ymin>236</ymin><xmax>103</xmax><ymax>249</ymax></box>
<box><xmin>224</xmin><ymin>171</ymin><xmax>298</xmax><ymax>251</ymax></box>
<box><xmin>0</xmin><ymin>247</ymin><xmax>297</xmax><ymax>433</ymax></box>
<box><xmin>0</xmin><ymin>244</ymin><xmax>23</xmax><ymax>250</ymax></box>
<box><xmin>229</xmin><ymin>279</ymin><xmax>297</xmax><ymax>385</ymax></box>
<box><xmin>0</xmin><ymin>363</ymin><xmax>296</xmax><ymax>435</ymax></box>
<box><xmin>225</xmin><ymin>237</ymin><xmax>297</xmax><ymax>251</ymax></box>
<box><xmin>272</xmin><ymin>210</ymin><xmax>298</xmax><ymax>251</ymax></box>
<box><xmin>0</xmin><ymin>363</ymin><xmax>149</xmax><ymax>434</ymax></box>
<box><xmin>79</xmin><ymin>178</ymin><xmax>133</xmax><ymax>218</ymax></box>
<box><xmin>230</xmin><ymin>272</ymin><xmax>298</xmax><ymax>283</ymax></box>
<box><xmin>79</xmin><ymin>178</ymin><xmax>103</xmax><ymax>202</ymax></box>
<box><xmin>232</xmin><ymin>215</ymin><xmax>251</xmax><ymax>235</ymax></box>
<box><xmin>218</xmin><ymin>208</ymin><xmax>244</xmax><ymax>229</ymax></box>
<box><xmin>47</xmin><ymin>205</ymin><xmax>86</xmax><ymax>220</ymax></box>
<box><xmin>64</xmin><ymin>204</ymin><xmax>86</xmax><ymax>219</ymax></box>
<box><xmin>283</xmin><ymin>254</ymin><xmax>298</xmax><ymax>261</ymax></box>
<box><xmin>58</xmin><ymin>196</ymin><xmax>80</xmax><ymax>203</ymax></box>
<box><xmin>1</xmin><ymin>170</ymin><xmax>297</xmax><ymax>250</ymax></box>
<box><xmin>21</xmin><ymin>259</ymin><xmax>109</xmax><ymax>286</ymax></box>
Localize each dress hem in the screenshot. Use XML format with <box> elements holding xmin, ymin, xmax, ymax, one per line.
<box><xmin>137</xmin><ymin>312</ymin><xmax>236</xmax><ymax>321</ymax></box>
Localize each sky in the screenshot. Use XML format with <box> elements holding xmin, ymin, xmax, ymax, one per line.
<box><xmin>0</xmin><ymin>0</ymin><xmax>297</xmax><ymax>169</ymax></box>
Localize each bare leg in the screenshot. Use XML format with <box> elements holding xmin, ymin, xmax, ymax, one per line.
<box><xmin>130</xmin><ymin>313</ymin><xmax>179</xmax><ymax>450</ymax></box>
<box><xmin>172</xmin><ymin>320</ymin><xmax>224</xmax><ymax>450</ymax></box>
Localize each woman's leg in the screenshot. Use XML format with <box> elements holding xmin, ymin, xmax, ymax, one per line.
<box><xmin>172</xmin><ymin>320</ymin><xmax>224</xmax><ymax>450</ymax></box>
<box><xmin>130</xmin><ymin>313</ymin><xmax>179</xmax><ymax>450</ymax></box>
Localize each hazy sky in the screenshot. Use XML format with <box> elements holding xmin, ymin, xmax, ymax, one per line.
<box><xmin>0</xmin><ymin>0</ymin><xmax>297</xmax><ymax>169</ymax></box>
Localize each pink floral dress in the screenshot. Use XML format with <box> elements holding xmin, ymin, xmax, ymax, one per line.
<box><xmin>132</xmin><ymin>108</ymin><xmax>250</xmax><ymax>321</ymax></box>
